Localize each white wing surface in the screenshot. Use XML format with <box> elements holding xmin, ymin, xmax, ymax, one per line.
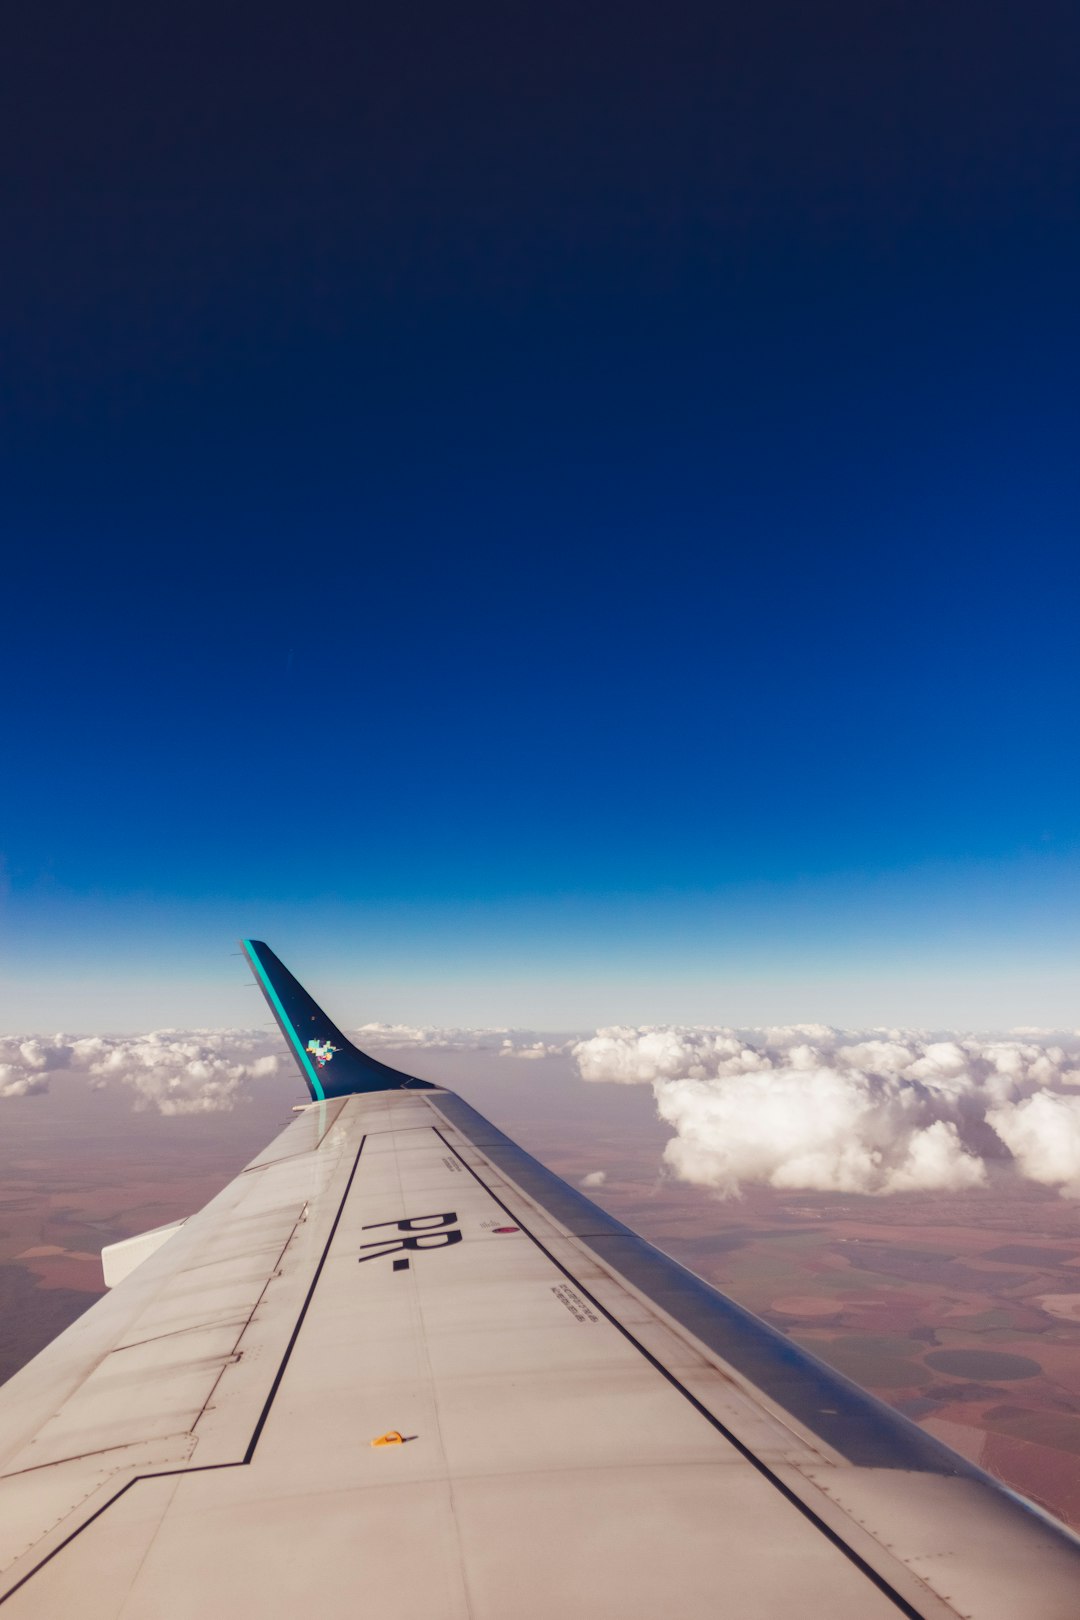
<box><xmin>0</xmin><ymin>942</ymin><xmax>1077</xmax><ymax>1618</ymax></box>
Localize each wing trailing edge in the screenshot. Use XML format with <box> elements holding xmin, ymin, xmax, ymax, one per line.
<box><xmin>240</xmin><ymin>939</ymin><xmax>435</xmax><ymax>1100</ymax></box>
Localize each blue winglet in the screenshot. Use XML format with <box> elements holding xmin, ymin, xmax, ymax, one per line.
<box><xmin>241</xmin><ymin>940</ymin><xmax>434</xmax><ymax>1100</ymax></box>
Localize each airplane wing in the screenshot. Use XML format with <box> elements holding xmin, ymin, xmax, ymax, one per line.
<box><xmin>0</xmin><ymin>941</ymin><xmax>1077</xmax><ymax>1618</ymax></box>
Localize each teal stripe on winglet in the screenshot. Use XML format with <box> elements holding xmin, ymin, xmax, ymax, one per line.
<box><xmin>243</xmin><ymin>938</ymin><xmax>326</xmax><ymax>1102</ymax></box>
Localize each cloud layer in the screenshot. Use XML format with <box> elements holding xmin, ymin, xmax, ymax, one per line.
<box><xmin>357</xmin><ymin>1024</ymin><xmax>568</xmax><ymax>1058</ymax></box>
<box><xmin>0</xmin><ymin>1025</ymin><xmax>564</xmax><ymax>1111</ymax></box>
<box><xmin>572</xmin><ymin>1026</ymin><xmax>1080</xmax><ymax>1198</ymax></box>
<box><xmin>0</xmin><ymin>1031</ymin><xmax>280</xmax><ymax>1113</ymax></box>
<box><xmin>9</xmin><ymin>1016</ymin><xmax>1080</xmax><ymax>1202</ymax></box>
<box><xmin>0</xmin><ymin>1036</ymin><xmax>74</xmax><ymax>1099</ymax></box>
<box><xmin>355</xmin><ymin>1023</ymin><xmax>508</xmax><ymax>1051</ymax></box>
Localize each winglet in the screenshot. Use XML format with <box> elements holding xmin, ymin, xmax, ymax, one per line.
<box><xmin>240</xmin><ymin>940</ymin><xmax>434</xmax><ymax>1100</ymax></box>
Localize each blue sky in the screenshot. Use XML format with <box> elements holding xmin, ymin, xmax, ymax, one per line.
<box><xmin>2</xmin><ymin>3</ymin><xmax>1079</xmax><ymax>1031</ymax></box>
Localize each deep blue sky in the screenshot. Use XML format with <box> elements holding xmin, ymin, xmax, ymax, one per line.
<box><xmin>3</xmin><ymin>2</ymin><xmax>1079</xmax><ymax>1029</ymax></box>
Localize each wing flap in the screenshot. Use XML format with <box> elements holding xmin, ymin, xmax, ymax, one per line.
<box><xmin>101</xmin><ymin>1220</ymin><xmax>186</xmax><ymax>1288</ymax></box>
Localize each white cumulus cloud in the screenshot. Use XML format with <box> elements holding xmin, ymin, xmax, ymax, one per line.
<box><xmin>572</xmin><ymin>1024</ymin><xmax>1080</xmax><ymax>1198</ymax></box>
<box><xmin>0</xmin><ymin>1030</ymin><xmax>281</xmax><ymax>1114</ymax></box>
<box><xmin>84</xmin><ymin>1031</ymin><xmax>281</xmax><ymax>1115</ymax></box>
<box><xmin>0</xmin><ymin>1035</ymin><xmax>77</xmax><ymax>1099</ymax></box>
<box><xmin>499</xmin><ymin>1038</ymin><xmax>567</xmax><ymax>1060</ymax></box>
<box><xmin>0</xmin><ymin>1066</ymin><xmax>51</xmax><ymax>1099</ymax></box>
<box><xmin>986</xmin><ymin>1093</ymin><xmax>1080</xmax><ymax>1197</ymax></box>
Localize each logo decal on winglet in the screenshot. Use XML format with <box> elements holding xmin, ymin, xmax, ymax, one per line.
<box><xmin>305</xmin><ymin>1039</ymin><xmax>340</xmax><ymax>1068</ymax></box>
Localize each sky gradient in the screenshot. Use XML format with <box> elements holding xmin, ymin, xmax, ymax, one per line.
<box><xmin>3</xmin><ymin>2</ymin><xmax>1079</xmax><ymax>1031</ymax></box>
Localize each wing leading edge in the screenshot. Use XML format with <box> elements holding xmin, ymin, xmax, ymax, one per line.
<box><xmin>0</xmin><ymin>947</ymin><xmax>1077</xmax><ymax>1619</ymax></box>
